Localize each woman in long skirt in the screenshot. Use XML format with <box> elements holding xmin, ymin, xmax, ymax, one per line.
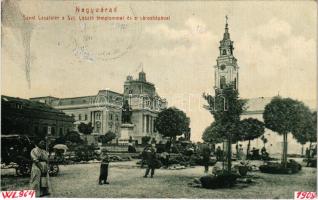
<box><xmin>29</xmin><ymin>140</ymin><xmax>50</xmax><ymax>197</ymax></box>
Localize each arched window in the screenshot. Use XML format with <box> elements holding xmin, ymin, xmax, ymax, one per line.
<box><xmin>222</xmin><ymin>49</ymin><xmax>227</xmax><ymax>55</ymax></box>
<box><xmin>220</xmin><ymin>76</ymin><xmax>226</xmax><ymax>89</ymax></box>
<box><xmin>96</xmin><ymin>112</ymin><xmax>101</xmax><ymax>120</ymax></box>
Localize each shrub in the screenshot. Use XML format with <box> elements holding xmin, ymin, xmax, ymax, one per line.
<box><xmin>99</xmin><ymin>131</ymin><xmax>116</xmax><ymax>144</ymax></box>
<box><xmin>200</xmin><ymin>172</ymin><xmax>239</xmax><ymax>189</ymax></box>
<box><xmin>259</xmin><ymin>160</ymin><xmax>302</xmax><ymax>174</ymax></box>
<box><xmin>74</xmin><ymin>145</ymin><xmax>97</xmax><ymax>161</ymax></box>
<box><xmin>141</xmin><ymin>136</ymin><xmax>151</xmax><ymax>145</ymax></box>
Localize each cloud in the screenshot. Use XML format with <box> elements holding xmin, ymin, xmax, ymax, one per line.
<box><xmin>143</xmin><ymin>17</ymin><xmax>218</xmax><ymax>53</ymax></box>
<box><xmin>255</xmin><ymin>18</ymin><xmax>292</xmax><ymax>39</ymax></box>
<box><xmin>237</xmin><ymin>18</ymin><xmax>316</xmax><ymax>102</ymax></box>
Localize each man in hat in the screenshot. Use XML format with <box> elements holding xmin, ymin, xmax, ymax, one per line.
<box><xmin>201</xmin><ymin>143</ymin><xmax>211</xmax><ymax>174</ymax></box>
<box><xmin>99</xmin><ymin>149</ymin><xmax>110</xmax><ymax>185</ymax></box>
<box><xmin>144</xmin><ymin>143</ymin><xmax>157</xmax><ymax>178</ymax></box>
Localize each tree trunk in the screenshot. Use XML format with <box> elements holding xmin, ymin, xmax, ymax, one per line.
<box><xmin>309</xmin><ymin>141</ymin><xmax>312</xmax><ymax>158</ymax></box>
<box><xmin>84</xmin><ymin>135</ymin><xmax>88</xmax><ymax>144</ymax></box>
<box><xmin>222</xmin><ymin>141</ymin><xmax>225</xmax><ymax>170</ymax></box>
<box><xmin>246</xmin><ymin>139</ymin><xmax>251</xmax><ymax>159</ymax></box>
<box><xmin>236</xmin><ymin>142</ymin><xmax>239</xmax><ymax>157</ymax></box>
<box><xmin>281</xmin><ymin>133</ymin><xmax>288</xmax><ymax>168</ymax></box>
<box><xmin>226</xmin><ymin>136</ymin><xmax>232</xmax><ymax>173</ymax></box>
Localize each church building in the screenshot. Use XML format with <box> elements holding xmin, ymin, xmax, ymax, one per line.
<box><xmin>211</xmin><ymin>18</ymin><xmax>314</xmax><ymax>155</ymax></box>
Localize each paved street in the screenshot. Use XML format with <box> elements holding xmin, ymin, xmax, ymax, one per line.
<box><xmin>1</xmin><ymin>160</ymin><xmax>316</xmax><ymax>198</ymax></box>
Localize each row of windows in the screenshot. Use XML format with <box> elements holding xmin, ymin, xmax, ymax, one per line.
<box><xmin>109</xmin><ymin>113</ymin><xmax>119</xmax><ymax>121</ymax></box>
<box><xmin>70</xmin><ymin>112</ymin><xmax>119</xmax><ymax>121</ymax></box>
<box><xmin>71</xmin><ymin>114</ymin><xmax>88</xmax><ymax>121</ymax></box>
<box><xmin>94</xmin><ymin>121</ymin><xmax>120</xmax><ymax>133</ymax></box>
<box><xmin>34</xmin><ymin>126</ymin><xmax>70</xmax><ymax>136</ymax></box>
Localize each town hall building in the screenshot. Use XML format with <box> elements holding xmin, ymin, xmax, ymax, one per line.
<box><xmin>31</xmin><ymin>70</ymin><xmax>167</xmax><ymax>144</ymax></box>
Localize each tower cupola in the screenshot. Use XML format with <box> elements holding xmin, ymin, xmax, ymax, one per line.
<box><xmin>139</xmin><ymin>70</ymin><xmax>146</xmax><ymax>82</ymax></box>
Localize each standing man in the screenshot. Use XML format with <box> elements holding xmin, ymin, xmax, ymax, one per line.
<box><xmin>201</xmin><ymin>143</ymin><xmax>211</xmax><ymax>174</ymax></box>
<box><xmin>99</xmin><ymin>149</ymin><xmax>110</xmax><ymax>185</ymax></box>
<box><xmin>144</xmin><ymin>143</ymin><xmax>157</xmax><ymax>178</ymax></box>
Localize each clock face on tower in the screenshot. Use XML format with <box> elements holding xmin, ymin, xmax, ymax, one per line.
<box><xmin>220</xmin><ymin>65</ymin><xmax>226</xmax><ymax>70</ymax></box>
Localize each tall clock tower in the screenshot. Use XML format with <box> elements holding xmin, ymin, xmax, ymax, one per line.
<box><xmin>214</xmin><ymin>17</ymin><xmax>239</xmax><ymax>91</ymax></box>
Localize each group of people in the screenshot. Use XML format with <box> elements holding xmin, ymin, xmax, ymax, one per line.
<box><xmin>29</xmin><ymin>140</ymin><xmax>166</xmax><ymax>198</ymax></box>
<box><xmin>30</xmin><ymin>140</ymin><xmax>274</xmax><ymax>197</ymax></box>
<box><xmin>28</xmin><ymin>139</ymin><xmax>111</xmax><ymax>197</ymax></box>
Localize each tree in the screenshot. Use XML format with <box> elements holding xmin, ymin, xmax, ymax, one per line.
<box><xmin>239</xmin><ymin>118</ymin><xmax>265</xmax><ymax>157</ymax></box>
<box><xmin>155</xmin><ymin>107</ymin><xmax>190</xmax><ymax>142</ymax></box>
<box><xmin>64</xmin><ymin>131</ymin><xmax>83</xmax><ymax>144</ymax></box>
<box><xmin>293</xmin><ymin>111</ymin><xmax>317</xmax><ymax>155</ymax></box>
<box><xmin>202</xmin><ymin>122</ymin><xmax>225</xmax><ymax>144</ymax></box>
<box><xmin>309</xmin><ymin>112</ymin><xmax>317</xmax><ymax>148</ymax></box>
<box><xmin>77</xmin><ymin>122</ymin><xmax>94</xmax><ymax>143</ymax></box>
<box><xmin>263</xmin><ymin>96</ymin><xmax>312</xmax><ymax>167</ymax></box>
<box><xmin>203</xmin><ymin>85</ymin><xmax>246</xmax><ymax>172</ymax></box>
<box><xmin>78</xmin><ymin>122</ymin><xmax>94</xmax><ymax>135</ymax></box>
<box><xmin>99</xmin><ymin>131</ymin><xmax>116</xmax><ymax>144</ymax></box>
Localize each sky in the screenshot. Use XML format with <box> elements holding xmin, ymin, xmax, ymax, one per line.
<box><xmin>1</xmin><ymin>0</ymin><xmax>317</xmax><ymax>141</ymax></box>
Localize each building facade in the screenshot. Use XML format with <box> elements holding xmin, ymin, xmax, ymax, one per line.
<box><xmin>31</xmin><ymin>71</ymin><xmax>167</xmax><ymax>144</ymax></box>
<box><xmin>1</xmin><ymin>95</ymin><xmax>74</xmax><ymax>138</ymax></box>
<box><xmin>123</xmin><ymin>70</ymin><xmax>167</xmax><ymax>143</ymax></box>
<box><xmin>31</xmin><ymin>90</ymin><xmax>124</xmax><ymax>141</ymax></box>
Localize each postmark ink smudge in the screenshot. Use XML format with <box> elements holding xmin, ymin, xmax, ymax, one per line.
<box><xmin>72</xmin><ymin>4</ymin><xmax>142</xmax><ymax>62</ymax></box>
<box><xmin>2</xmin><ymin>0</ymin><xmax>34</xmax><ymax>88</ymax></box>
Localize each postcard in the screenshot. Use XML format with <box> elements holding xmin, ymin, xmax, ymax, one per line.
<box><xmin>1</xmin><ymin>0</ymin><xmax>317</xmax><ymax>199</ymax></box>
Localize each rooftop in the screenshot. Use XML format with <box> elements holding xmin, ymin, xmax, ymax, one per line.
<box><xmin>2</xmin><ymin>95</ymin><xmax>63</xmax><ymax>114</ymax></box>
<box><xmin>243</xmin><ymin>97</ymin><xmax>316</xmax><ymax>115</ymax></box>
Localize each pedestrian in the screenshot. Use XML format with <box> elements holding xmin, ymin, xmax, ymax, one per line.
<box><xmin>160</xmin><ymin>151</ymin><xmax>170</xmax><ymax>168</ymax></box>
<box><xmin>128</xmin><ymin>143</ymin><xmax>136</xmax><ymax>153</ymax></box>
<box><xmin>140</xmin><ymin>145</ymin><xmax>148</xmax><ymax>168</ymax></box>
<box><xmin>201</xmin><ymin>143</ymin><xmax>211</xmax><ymax>174</ymax></box>
<box><xmin>239</xmin><ymin>144</ymin><xmax>245</xmax><ymax>160</ymax></box>
<box><xmin>261</xmin><ymin>146</ymin><xmax>269</xmax><ymax>160</ymax></box>
<box><xmin>99</xmin><ymin>149</ymin><xmax>110</xmax><ymax>185</ymax></box>
<box><xmin>29</xmin><ymin>139</ymin><xmax>50</xmax><ymax>197</ymax></box>
<box><xmin>216</xmin><ymin>146</ymin><xmax>222</xmax><ymax>161</ymax></box>
<box><xmin>144</xmin><ymin>143</ymin><xmax>157</xmax><ymax>178</ymax></box>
